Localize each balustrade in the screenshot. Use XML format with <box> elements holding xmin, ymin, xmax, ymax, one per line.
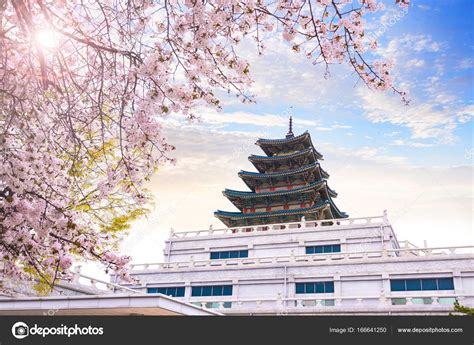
<box><xmin>129</xmin><ymin>245</ymin><xmax>474</xmax><ymax>272</ymax></box>
<box><xmin>170</xmin><ymin>215</ymin><xmax>388</xmax><ymax>239</ymax></box>
<box><xmin>186</xmin><ymin>293</ymin><xmax>471</xmax><ymax>312</ymax></box>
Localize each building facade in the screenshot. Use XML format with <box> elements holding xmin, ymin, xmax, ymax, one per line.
<box><xmin>117</xmin><ymin>123</ymin><xmax>474</xmax><ymax>315</ymax></box>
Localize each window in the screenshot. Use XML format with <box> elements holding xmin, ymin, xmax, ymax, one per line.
<box><xmin>191</xmin><ymin>285</ymin><xmax>233</xmax><ymax>297</ymax></box>
<box><xmin>406</xmin><ymin>279</ymin><xmax>421</xmax><ymax>291</ymax></box>
<box><xmin>210</xmin><ymin>250</ymin><xmax>248</xmax><ymax>260</ymax></box>
<box><xmin>390</xmin><ymin>280</ymin><xmax>405</xmax><ymax>292</ymax></box>
<box><xmin>295</xmin><ymin>282</ymin><xmax>334</xmax><ymax>294</ymax></box>
<box><xmin>390</xmin><ymin>278</ymin><xmax>454</xmax><ymax>292</ymax></box>
<box><xmin>147</xmin><ymin>286</ymin><xmax>185</xmax><ymax>297</ymax></box>
<box><xmin>305</xmin><ymin>244</ymin><xmax>341</xmax><ymax>254</ymax></box>
<box><xmin>437</xmin><ymin>278</ymin><xmax>454</xmax><ymax>290</ymax></box>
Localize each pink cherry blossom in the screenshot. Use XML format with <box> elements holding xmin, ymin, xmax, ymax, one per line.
<box><xmin>59</xmin><ymin>255</ymin><xmax>73</xmax><ymax>270</ymax></box>
<box><xmin>0</xmin><ymin>0</ymin><xmax>409</xmax><ymax>293</ymax></box>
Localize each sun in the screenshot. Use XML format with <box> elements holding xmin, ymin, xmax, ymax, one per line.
<box><xmin>34</xmin><ymin>29</ymin><xmax>59</xmax><ymax>49</ymax></box>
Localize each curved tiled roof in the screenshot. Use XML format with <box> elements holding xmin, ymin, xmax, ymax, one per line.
<box><xmin>327</xmin><ymin>185</ymin><xmax>338</xmax><ymax>197</ymax></box>
<box><xmin>223</xmin><ymin>180</ymin><xmax>326</xmax><ymax>199</ymax></box>
<box><xmin>239</xmin><ymin>162</ymin><xmax>320</xmax><ymax>179</ymax></box>
<box><xmin>256</xmin><ymin>131</ymin><xmax>310</xmax><ymax>146</ymax></box>
<box><xmin>214</xmin><ymin>200</ymin><xmax>330</xmax><ymax>220</ymax></box>
<box><xmin>249</xmin><ymin>147</ymin><xmax>322</xmax><ymax>162</ymax></box>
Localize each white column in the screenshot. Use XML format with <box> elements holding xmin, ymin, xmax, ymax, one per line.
<box><xmin>381</xmin><ymin>273</ymin><xmax>390</xmax><ymax>294</ymax></box>
<box><xmin>233</xmin><ymin>279</ymin><xmax>239</xmax><ymax>299</ymax></box>
<box><xmin>453</xmin><ymin>269</ymin><xmax>463</xmax><ymax>293</ymax></box>
<box><xmin>334</xmin><ymin>274</ymin><xmax>341</xmax><ymax>297</ymax></box>
<box><xmin>184</xmin><ymin>280</ymin><xmax>191</xmax><ymax>298</ymax></box>
<box><xmin>340</xmin><ymin>237</ymin><xmax>347</xmax><ymax>252</ymax></box>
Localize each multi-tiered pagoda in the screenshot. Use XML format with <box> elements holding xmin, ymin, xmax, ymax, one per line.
<box><xmin>215</xmin><ymin>118</ymin><xmax>348</xmax><ymax>227</ymax></box>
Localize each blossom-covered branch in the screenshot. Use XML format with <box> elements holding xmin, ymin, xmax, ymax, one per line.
<box><xmin>0</xmin><ymin>0</ymin><xmax>409</xmax><ymax>293</ymax></box>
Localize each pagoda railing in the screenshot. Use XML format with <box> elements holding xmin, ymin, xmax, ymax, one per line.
<box><xmin>170</xmin><ymin>215</ymin><xmax>389</xmax><ymax>239</ymax></box>
<box><xmin>185</xmin><ymin>292</ymin><xmax>474</xmax><ymax>313</ymax></box>
<box><xmin>129</xmin><ymin>245</ymin><xmax>474</xmax><ymax>271</ymax></box>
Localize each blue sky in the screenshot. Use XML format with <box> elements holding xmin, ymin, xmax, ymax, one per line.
<box><xmin>85</xmin><ymin>2</ymin><xmax>473</xmax><ymax>276</ymax></box>
<box><xmin>208</xmin><ymin>0</ymin><xmax>473</xmax><ymax>167</ymax></box>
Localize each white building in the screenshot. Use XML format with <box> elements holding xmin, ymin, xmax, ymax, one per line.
<box><xmin>116</xmin><ymin>122</ymin><xmax>474</xmax><ymax>315</ymax></box>
<box><xmin>120</xmin><ymin>213</ymin><xmax>474</xmax><ymax>315</ymax></box>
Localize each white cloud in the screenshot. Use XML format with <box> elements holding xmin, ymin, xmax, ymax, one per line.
<box><xmin>417</xmin><ymin>4</ymin><xmax>431</xmax><ymax>10</ymax></box>
<box><xmin>357</xmin><ymin>88</ymin><xmax>467</xmax><ymax>143</ymax></box>
<box><xmin>324</xmin><ymin>145</ymin><xmax>408</xmax><ymax>165</ymax></box>
<box><xmin>384</xmin><ymin>131</ymin><xmax>400</xmax><ymax>137</ymax></box>
<box><xmin>332</xmin><ymin>124</ymin><xmax>352</xmax><ymax>129</ymax></box>
<box><xmin>457</xmin><ymin>105</ymin><xmax>474</xmax><ymax>123</ymax></box>
<box><xmin>407</xmin><ymin>58</ymin><xmax>425</xmax><ymax>68</ymax></box>
<box><xmin>231</xmin><ymin>36</ymin><xmax>357</xmax><ymax>110</ymax></box>
<box><xmin>196</xmin><ymin>107</ymin><xmax>320</xmax><ymax>128</ymax></box>
<box><xmin>434</xmin><ymin>93</ymin><xmax>457</xmax><ymax>105</ymax></box>
<box><xmin>378</xmin><ymin>34</ymin><xmax>441</xmax><ymax>61</ymax></box>
<box><xmin>390</xmin><ymin>139</ymin><xmax>433</xmax><ymax>148</ymax></box>
<box><xmin>458</xmin><ymin>58</ymin><xmax>474</xmax><ymax>70</ymax></box>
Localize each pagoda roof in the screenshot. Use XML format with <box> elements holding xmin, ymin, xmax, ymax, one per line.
<box><xmin>214</xmin><ymin>121</ymin><xmax>348</xmax><ymax>226</ymax></box>
<box><xmin>239</xmin><ymin>162</ymin><xmax>329</xmax><ymax>180</ymax></box>
<box><xmin>256</xmin><ymin>131</ymin><xmax>313</xmax><ymax>156</ymax></box>
<box><xmin>256</xmin><ymin>131</ymin><xmax>310</xmax><ymax>146</ymax></box>
<box><xmin>327</xmin><ymin>186</ymin><xmax>338</xmax><ymax>197</ymax></box>
<box><xmin>223</xmin><ymin>180</ymin><xmax>326</xmax><ymax>200</ymax></box>
<box><xmin>214</xmin><ymin>200</ymin><xmax>330</xmax><ymax>222</ymax></box>
<box><xmin>248</xmin><ymin>147</ymin><xmax>323</xmax><ymax>163</ymax></box>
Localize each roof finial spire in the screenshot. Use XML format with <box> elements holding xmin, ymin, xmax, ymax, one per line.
<box><xmin>286</xmin><ymin>116</ymin><xmax>294</xmax><ymax>138</ymax></box>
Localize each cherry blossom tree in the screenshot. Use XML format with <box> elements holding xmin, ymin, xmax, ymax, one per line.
<box><xmin>0</xmin><ymin>0</ymin><xmax>409</xmax><ymax>294</ymax></box>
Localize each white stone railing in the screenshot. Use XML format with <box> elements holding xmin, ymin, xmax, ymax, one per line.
<box><xmin>187</xmin><ymin>293</ymin><xmax>473</xmax><ymax>312</ymax></box>
<box><xmin>63</xmin><ymin>270</ymin><xmax>146</xmax><ymax>295</ymax></box>
<box><xmin>170</xmin><ymin>215</ymin><xmax>388</xmax><ymax>239</ymax></box>
<box><xmin>129</xmin><ymin>245</ymin><xmax>474</xmax><ymax>271</ymax></box>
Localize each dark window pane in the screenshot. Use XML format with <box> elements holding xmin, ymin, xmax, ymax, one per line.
<box><xmin>191</xmin><ymin>287</ymin><xmax>201</xmax><ymax>297</ymax></box>
<box><xmin>147</xmin><ymin>288</ymin><xmax>158</xmax><ymax>294</ymax></box>
<box><xmin>437</xmin><ymin>278</ymin><xmax>454</xmax><ymax>290</ymax></box>
<box><xmin>176</xmin><ymin>287</ymin><xmax>185</xmax><ymax>297</ymax></box>
<box><xmin>210</xmin><ymin>252</ymin><xmax>219</xmax><ymax>260</ymax></box>
<box><xmin>306</xmin><ymin>283</ymin><xmax>315</xmax><ymax>293</ymax></box>
<box><xmin>332</xmin><ymin>245</ymin><xmax>341</xmax><ymax>252</ymax></box>
<box><xmin>223</xmin><ymin>285</ymin><xmax>233</xmax><ymax>296</ymax></box>
<box><xmin>157</xmin><ymin>288</ymin><xmax>166</xmax><ymax>294</ymax></box>
<box><xmin>323</xmin><ymin>245</ymin><xmax>332</xmax><ymax>253</ymax></box>
<box><xmin>220</xmin><ymin>251</ymin><xmax>230</xmax><ymax>259</ymax></box>
<box><xmin>406</xmin><ymin>279</ymin><xmax>422</xmax><ymax>291</ymax></box>
<box><xmin>295</xmin><ymin>283</ymin><xmax>305</xmax><ymax>294</ymax></box>
<box><xmin>229</xmin><ymin>251</ymin><xmax>239</xmax><ymax>259</ymax></box>
<box><xmin>306</xmin><ymin>247</ymin><xmax>314</xmax><ymax>254</ymax></box>
<box><xmin>239</xmin><ymin>250</ymin><xmax>248</xmax><ymax>258</ymax></box>
<box><xmin>213</xmin><ymin>286</ymin><xmax>223</xmax><ymax>296</ymax></box>
<box><xmin>315</xmin><ymin>282</ymin><xmax>324</xmax><ymax>293</ymax></box>
<box><xmin>325</xmin><ymin>282</ymin><xmax>334</xmax><ymax>293</ymax></box>
<box><xmin>315</xmin><ymin>246</ymin><xmax>323</xmax><ymax>254</ymax></box>
<box><xmin>390</xmin><ymin>280</ymin><xmax>406</xmax><ymax>291</ymax></box>
<box><xmin>202</xmin><ymin>286</ymin><xmax>212</xmax><ymax>296</ymax></box>
<box><xmin>421</xmin><ymin>279</ymin><xmax>437</xmax><ymax>290</ymax></box>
